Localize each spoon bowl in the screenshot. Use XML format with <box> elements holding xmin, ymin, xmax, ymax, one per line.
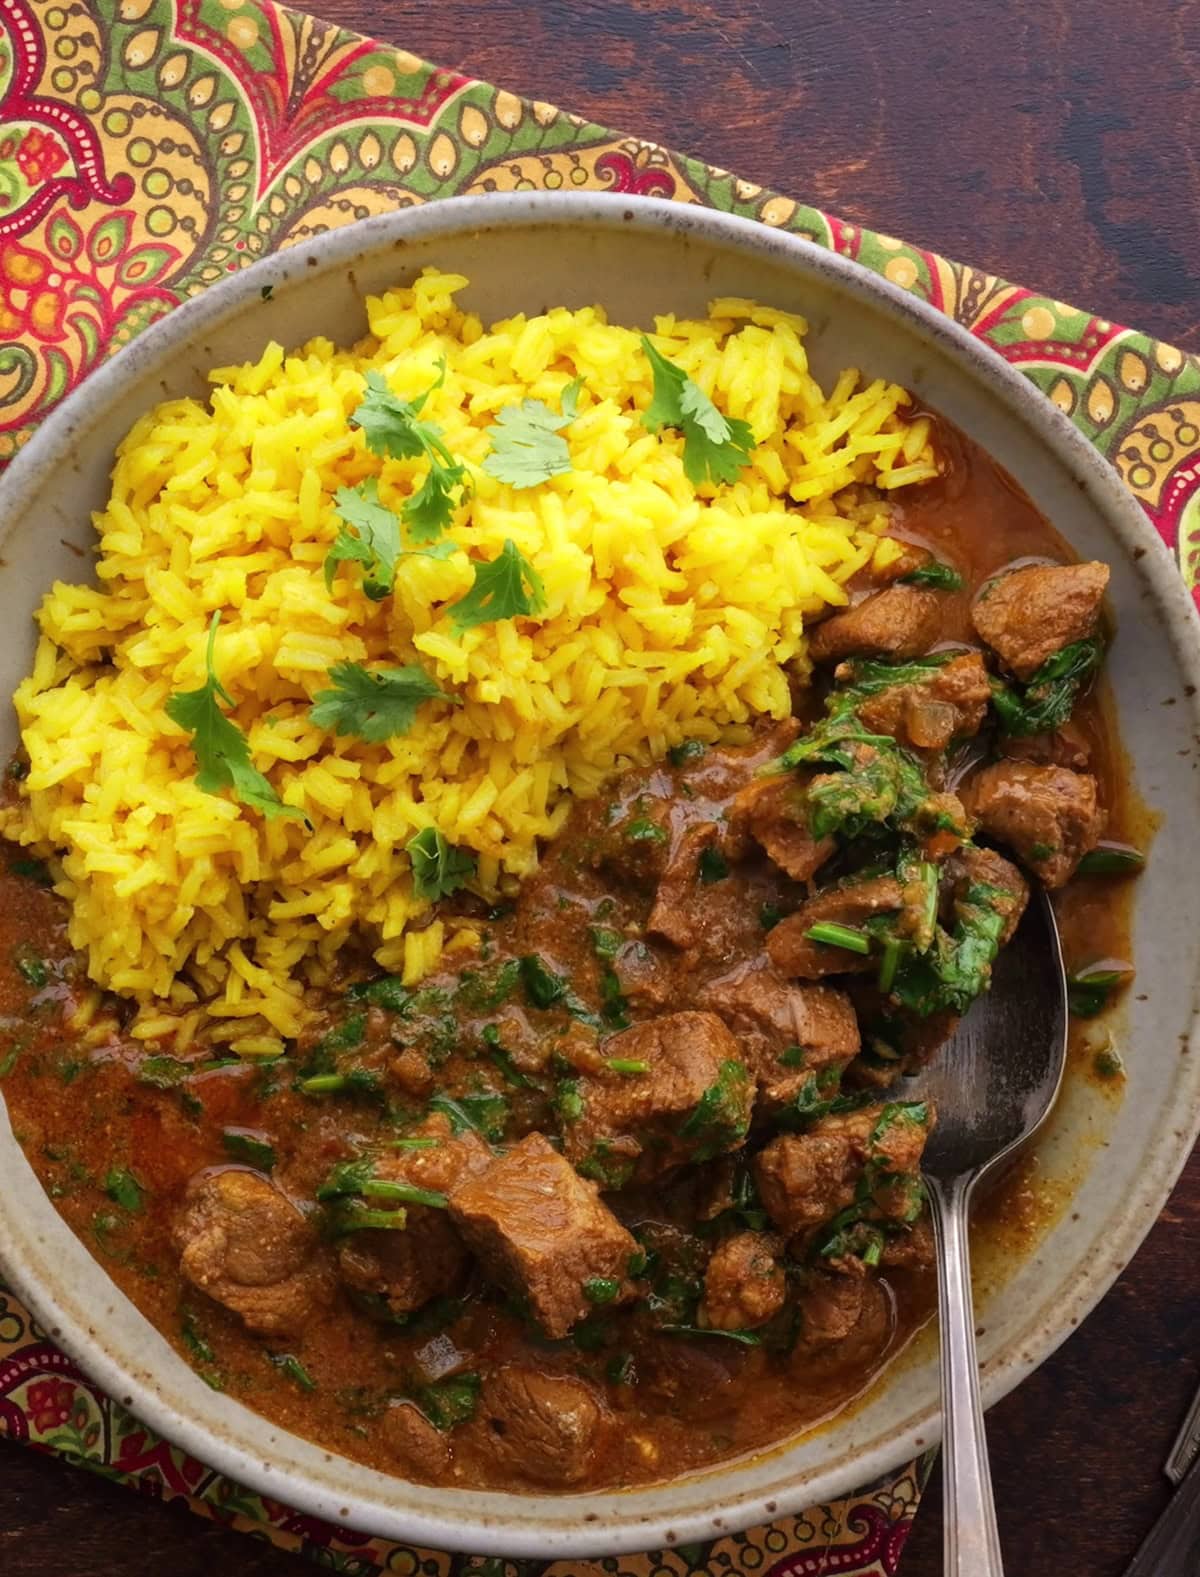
<box><xmin>903</xmin><ymin>887</ymin><xmax>1069</xmax><ymax>1577</ymax></box>
<box><xmin>912</xmin><ymin>889</ymin><xmax>1069</xmax><ymax>1181</ymax></box>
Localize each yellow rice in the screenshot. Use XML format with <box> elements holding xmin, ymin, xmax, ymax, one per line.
<box><xmin>0</xmin><ymin>271</ymin><xmax>938</xmax><ymax>1055</ymax></box>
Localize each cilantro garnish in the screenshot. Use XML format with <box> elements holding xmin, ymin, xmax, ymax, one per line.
<box><xmin>325</xmin><ymin>480</ymin><xmax>402</xmax><ymax>600</ymax></box>
<box><xmin>325</xmin><ymin>480</ymin><xmax>458</xmax><ymax>601</ymax></box>
<box><xmin>482</xmin><ymin>379</ymin><xmax>581</xmax><ymax>489</ymax></box>
<box><xmin>406</xmin><ymin>826</ymin><xmax>477</xmax><ymax>900</ymax></box>
<box><xmin>166</xmin><ymin>612</ymin><xmax>302</xmax><ymax>821</ymax></box>
<box><xmin>446</xmin><ymin>539</ymin><xmax>547</xmax><ymax>633</ymax></box>
<box><xmin>350</xmin><ymin>368</ymin><xmax>468</xmax><ymax>542</ymax></box>
<box><xmin>309</xmin><ymin>661</ymin><xmax>452</xmax><ymax>742</ymax></box>
<box><xmin>104</xmin><ymin>1168</ymin><xmax>144</xmax><ymax>1213</ymax></box>
<box><xmin>640</xmin><ymin>335</ymin><xmax>756</xmax><ymax>486</ymax></box>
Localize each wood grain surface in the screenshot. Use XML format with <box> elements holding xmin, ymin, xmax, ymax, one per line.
<box><xmin>5</xmin><ymin>2</ymin><xmax>1200</xmax><ymax>1574</ymax></box>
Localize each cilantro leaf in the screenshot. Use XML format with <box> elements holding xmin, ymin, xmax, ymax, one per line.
<box><xmin>407</xmin><ymin>827</ymin><xmax>477</xmax><ymax>901</ymax></box>
<box><xmin>325</xmin><ymin>480</ymin><xmax>458</xmax><ymax>601</ymax></box>
<box><xmin>640</xmin><ymin>336</ymin><xmax>755</xmax><ymax>486</ymax></box>
<box><xmin>350</xmin><ymin>369</ymin><xmax>468</xmax><ymax>542</ymax></box>
<box><xmin>482</xmin><ymin>379</ymin><xmax>581</xmax><ymax>489</ymax></box>
<box><xmin>446</xmin><ymin>539</ymin><xmax>547</xmax><ymax>633</ymax></box>
<box><xmin>325</xmin><ymin>480</ymin><xmax>401</xmax><ymax>600</ymax></box>
<box><xmin>309</xmin><ymin>662</ymin><xmax>452</xmax><ymax>743</ymax></box>
<box><xmin>166</xmin><ymin>613</ymin><xmax>302</xmax><ymax>821</ymax></box>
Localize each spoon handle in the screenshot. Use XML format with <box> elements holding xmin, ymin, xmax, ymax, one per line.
<box><xmin>927</xmin><ymin>1171</ymin><xmax>1005</xmax><ymax>1577</ymax></box>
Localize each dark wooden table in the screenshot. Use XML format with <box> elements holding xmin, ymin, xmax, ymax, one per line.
<box><xmin>6</xmin><ymin>2</ymin><xmax>1200</xmax><ymax>1572</ymax></box>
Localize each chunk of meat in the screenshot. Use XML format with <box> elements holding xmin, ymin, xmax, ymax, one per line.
<box><xmin>971</xmin><ymin>561</ymin><xmax>1109</xmax><ymax>679</ymax></box>
<box><xmin>1000</xmin><ymin>720</ymin><xmax>1091</xmax><ymax>771</ymax></box>
<box><xmin>766</xmin><ymin>878</ymin><xmax>906</xmax><ymax>979</ymax></box>
<box><xmin>754</xmin><ymin>1127</ymin><xmax>862</xmax><ymax>1238</ymax></box>
<box><xmin>726</xmin><ymin>775</ymin><xmax>834</xmax><ymax>881</ymax></box>
<box><xmin>477</xmin><ymin>1367</ymin><xmax>606</xmax><ymax>1486</ymax></box>
<box><xmin>754</xmin><ymin>1103</ymin><xmax>933</xmax><ymax>1238</ymax></box>
<box><xmin>852</xmin><ymin>652</ymin><xmax>991</xmax><ymax>752</ymax></box>
<box><xmin>699</xmin><ymin>1231</ymin><xmax>787</xmax><ymax>1331</ymax></box>
<box><xmin>381</xmin><ymin>1400</ymin><xmax>452</xmax><ymax>1481</ymax></box>
<box><xmin>943</xmin><ymin>844</ymin><xmax>1029</xmax><ymax>946</ymax></box>
<box><xmin>698</xmin><ymin>959</ymin><xmax>860</xmax><ymax>1112</ymax></box>
<box><xmin>389</xmin><ymin>1048</ymin><xmax>435</xmax><ymax>1100</ymax></box>
<box><xmin>449</xmin><ymin>1132</ymin><xmax>638</xmax><ymax>1338</ymax></box>
<box><xmin>174</xmin><ymin>1169</ymin><xmax>331</xmax><ymax>1338</ymax></box>
<box><xmin>587</xmin><ymin>789</ymin><xmax>674</xmax><ymax>892</ymax></box>
<box><xmin>647</xmin><ymin>821</ymin><xmax>722</xmax><ymax>948</ymax></box>
<box><xmin>562</xmin><ymin>1012</ymin><xmax>753</xmax><ymax>1186</ymax></box>
<box><xmin>794</xmin><ymin>1273</ymin><xmax>893</xmax><ymax>1369</ymax></box>
<box><xmin>639</xmin><ymin>1334</ymin><xmax>747</xmax><ymax>1422</ymax></box>
<box><xmin>808</xmin><ymin>585</ymin><xmax>942</xmax><ymax>664</ymax></box>
<box><xmin>880</xmin><ymin>1216</ymin><xmax>935</xmax><ymax>1273</ymax></box>
<box><xmin>964</xmin><ymin>761</ymin><xmax>1104</xmax><ymax>888</ymax></box>
<box><xmin>337</xmin><ymin>1115</ymin><xmax>493</xmax><ymax>1318</ymax></box>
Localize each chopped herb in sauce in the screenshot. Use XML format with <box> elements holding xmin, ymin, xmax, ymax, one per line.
<box><xmin>429</xmin><ymin>1089</ymin><xmax>509</xmax><ymax>1142</ymax></box>
<box><xmin>271</xmin><ymin>1353</ymin><xmax>317</xmax><ymax>1392</ymax></box>
<box><xmin>667</xmin><ymin>739</ymin><xmax>707</xmax><ymax>767</ymax></box>
<box><xmin>12</xmin><ymin>943</ymin><xmax>49</xmax><ymax>989</ymax></box>
<box><xmin>900</xmin><ymin>560</ymin><xmax>963</xmax><ymax>590</ymax></box>
<box><xmin>680</xmin><ymin>1059</ymin><xmax>751</xmax><ymax>1161</ymax></box>
<box><xmin>104</xmin><ymin>1168</ymin><xmax>144</xmax><ymax>1212</ymax></box>
<box><xmin>413</xmin><ymin>1372</ymin><xmax>481</xmax><ymax>1430</ymax></box>
<box><xmin>1076</xmin><ymin>843</ymin><xmax>1145</xmax><ymax>877</ymax></box>
<box><xmin>1067</xmin><ymin>963</ymin><xmax>1134</xmax><ymax>1018</ymax></box>
<box><xmin>991</xmin><ymin>637</ymin><xmax>1104</xmax><ymax>737</ymax></box>
<box><xmin>583</xmin><ymin>1276</ymin><xmax>621</xmax><ymax>1305</ymax></box>
<box><xmin>221</xmin><ymin>1130</ymin><xmax>277</xmax><ymax>1172</ymax></box>
<box><xmin>698</xmin><ymin>846</ymin><xmax>729</xmax><ymax>883</ymax></box>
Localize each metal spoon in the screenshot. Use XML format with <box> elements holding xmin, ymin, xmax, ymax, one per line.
<box><xmin>904</xmin><ymin>889</ymin><xmax>1068</xmax><ymax>1577</ymax></box>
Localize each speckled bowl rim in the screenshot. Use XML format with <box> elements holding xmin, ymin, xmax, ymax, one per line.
<box><xmin>1</xmin><ymin>193</ymin><xmax>1198</xmax><ymax>1557</ymax></box>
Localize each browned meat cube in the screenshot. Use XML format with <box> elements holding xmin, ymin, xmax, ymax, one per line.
<box><xmin>852</xmin><ymin>651</ymin><xmax>991</xmax><ymax>752</ymax></box>
<box><xmin>943</xmin><ymin>844</ymin><xmax>1029</xmax><ymax>946</ymax></box>
<box><xmin>754</xmin><ymin>1102</ymin><xmax>933</xmax><ymax>1238</ymax></box>
<box><xmin>587</xmin><ymin>790</ymin><xmax>673</xmax><ymax>892</ymax></box>
<box><xmin>754</xmin><ymin>1126</ymin><xmax>863</xmax><ymax>1238</ymax></box>
<box><xmin>562</xmin><ymin>1011</ymin><xmax>753</xmax><ymax>1186</ymax></box>
<box><xmin>1000</xmin><ymin>720</ymin><xmax>1091</xmax><ymax>771</ymax></box>
<box><xmin>174</xmin><ymin>1169</ymin><xmax>332</xmax><ymax>1338</ymax></box>
<box><xmin>766</xmin><ymin>877</ymin><xmax>906</xmax><ymax>979</ymax></box>
<box><xmin>726</xmin><ymin>775</ymin><xmax>834</xmax><ymax>881</ymax></box>
<box><xmin>381</xmin><ymin>1400</ymin><xmax>453</xmax><ymax>1481</ymax></box>
<box><xmin>477</xmin><ymin>1367</ymin><xmax>608</xmax><ymax>1486</ymax></box>
<box><xmin>880</xmin><ymin>1216</ymin><xmax>935</xmax><ymax>1272</ymax></box>
<box><xmin>647</xmin><ymin>821</ymin><xmax>722</xmax><ymax>947</ymax></box>
<box><xmin>698</xmin><ymin>959</ymin><xmax>860</xmax><ymax>1112</ymax></box>
<box><xmin>965</xmin><ymin>761</ymin><xmax>1104</xmax><ymax>888</ymax></box>
<box><xmin>389</xmin><ymin>1048</ymin><xmax>435</xmax><ymax>1100</ymax></box>
<box><xmin>808</xmin><ymin>585</ymin><xmax>941</xmax><ymax>663</ymax></box>
<box><xmin>337</xmin><ymin>1114</ymin><xmax>493</xmax><ymax>1318</ymax></box>
<box><xmin>699</xmin><ymin>1231</ymin><xmax>787</xmax><ymax>1331</ymax></box>
<box><xmin>449</xmin><ymin>1132</ymin><xmax>638</xmax><ymax>1338</ymax></box>
<box><xmin>794</xmin><ymin>1272</ymin><xmax>893</xmax><ymax>1367</ymax></box>
<box><xmin>971</xmin><ymin>561</ymin><xmax>1109</xmax><ymax>679</ymax></box>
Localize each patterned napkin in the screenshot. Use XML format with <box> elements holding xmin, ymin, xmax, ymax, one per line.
<box><xmin>1</xmin><ymin>0</ymin><xmax>1197</xmax><ymax>1572</ymax></box>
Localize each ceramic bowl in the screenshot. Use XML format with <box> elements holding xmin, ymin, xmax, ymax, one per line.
<box><xmin>1</xmin><ymin>194</ymin><xmax>1198</xmax><ymax>1557</ymax></box>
